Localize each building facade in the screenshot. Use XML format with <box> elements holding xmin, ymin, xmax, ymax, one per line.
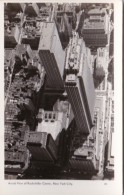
<box><xmin>38</xmin><ymin>22</ymin><xmax>65</xmax><ymax>90</ymax></box>
<box><xmin>26</xmin><ymin>132</ymin><xmax>58</xmax><ymax>162</ymax></box>
<box><xmin>65</xmin><ymin>32</ymin><xmax>95</xmax><ymax>134</ymax></box>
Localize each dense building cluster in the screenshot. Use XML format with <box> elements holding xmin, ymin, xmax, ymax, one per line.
<box><xmin>4</xmin><ymin>3</ymin><xmax>114</xmax><ymax>180</ymax></box>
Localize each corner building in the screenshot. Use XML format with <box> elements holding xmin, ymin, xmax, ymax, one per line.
<box><xmin>38</xmin><ymin>22</ymin><xmax>65</xmax><ymax>90</ymax></box>
<box><xmin>65</xmin><ymin>32</ymin><xmax>95</xmax><ymax>134</ymax></box>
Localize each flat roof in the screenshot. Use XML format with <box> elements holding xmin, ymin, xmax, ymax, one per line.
<box><xmin>36</xmin><ymin>119</ymin><xmax>63</xmax><ymax>141</ymax></box>
<box><xmin>83</xmin><ymin>19</ymin><xmax>105</xmax><ymax>30</ymax></box>
<box><xmin>5</xmin><ymin>151</ymin><xmax>25</xmax><ymax>163</ymax></box>
<box><xmin>15</xmin><ymin>44</ymin><xmax>33</xmax><ymax>59</ymax></box>
<box><xmin>88</xmin><ymin>8</ymin><xmax>106</xmax><ymax>15</ymax></box>
<box><xmin>74</xmin><ymin>148</ymin><xmax>88</xmax><ymax>157</ymax></box>
<box><xmin>38</xmin><ymin>22</ymin><xmax>55</xmax><ymax>51</ymax></box>
<box><xmin>27</xmin><ymin>132</ymin><xmax>48</xmax><ymax>147</ymax></box>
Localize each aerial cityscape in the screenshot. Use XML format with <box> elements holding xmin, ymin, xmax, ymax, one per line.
<box><xmin>4</xmin><ymin>3</ymin><xmax>114</xmax><ymax>180</ymax></box>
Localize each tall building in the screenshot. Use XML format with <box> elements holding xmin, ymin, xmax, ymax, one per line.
<box><xmin>82</xmin><ymin>8</ymin><xmax>109</xmax><ymax>48</ymax></box>
<box><xmin>38</xmin><ymin>22</ymin><xmax>65</xmax><ymax>89</ymax></box>
<box><xmin>68</xmin><ymin>127</ymin><xmax>98</xmax><ymax>175</ymax></box>
<box><xmin>65</xmin><ymin>32</ymin><xmax>95</xmax><ymax>134</ymax></box>
<box><xmin>26</xmin><ymin>132</ymin><xmax>58</xmax><ymax>162</ymax></box>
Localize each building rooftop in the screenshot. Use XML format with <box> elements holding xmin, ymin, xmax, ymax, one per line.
<box><xmin>26</xmin><ymin>131</ymin><xmax>48</xmax><ymax>147</ymax></box>
<box><xmin>38</xmin><ymin>22</ymin><xmax>65</xmax><ymax>77</ymax></box>
<box><xmin>65</xmin><ymin>32</ymin><xmax>96</xmax><ymax>120</ymax></box>
<box><xmin>15</xmin><ymin>44</ymin><xmax>33</xmax><ymax>60</ymax></box>
<box><xmin>38</xmin><ymin>5</ymin><xmax>52</xmax><ymax>21</ymax></box>
<box><xmin>22</xmin><ymin>20</ymin><xmax>44</xmax><ymax>39</ymax></box>
<box><xmin>38</xmin><ymin>22</ymin><xmax>55</xmax><ymax>50</ymax></box>
<box><xmin>95</xmin><ymin>95</ymin><xmax>102</xmax><ymax>107</ymax></box>
<box><xmin>83</xmin><ymin>19</ymin><xmax>106</xmax><ymax>30</ymax></box>
<box><xmin>88</xmin><ymin>8</ymin><xmax>107</xmax><ymax>15</ymax></box>
<box><xmin>5</xmin><ymin>151</ymin><xmax>25</xmax><ymax>164</ymax></box>
<box><xmin>74</xmin><ymin>148</ymin><xmax>88</xmax><ymax>157</ymax></box>
<box><xmin>36</xmin><ymin>109</ymin><xmax>67</xmax><ymax>141</ymax></box>
<box><xmin>82</xmin><ymin>8</ymin><xmax>109</xmax><ymax>34</ymax></box>
<box><xmin>5</xmin><ymin>25</ymin><xmax>19</xmax><ymax>37</ymax></box>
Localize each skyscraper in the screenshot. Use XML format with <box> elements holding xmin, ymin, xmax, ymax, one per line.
<box><xmin>65</xmin><ymin>32</ymin><xmax>95</xmax><ymax>134</ymax></box>
<box><xmin>26</xmin><ymin>132</ymin><xmax>58</xmax><ymax>162</ymax></box>
<box><xmin>38</xmin><ymin>22</ymin><xmax>65</xmax><ymax>90</ymax></box>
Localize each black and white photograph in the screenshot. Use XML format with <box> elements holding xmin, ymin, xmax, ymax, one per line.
<box><xmin>4</xmin><ymin>2</ymin><xmax>115</xmax><ymax>181</ymax></box>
